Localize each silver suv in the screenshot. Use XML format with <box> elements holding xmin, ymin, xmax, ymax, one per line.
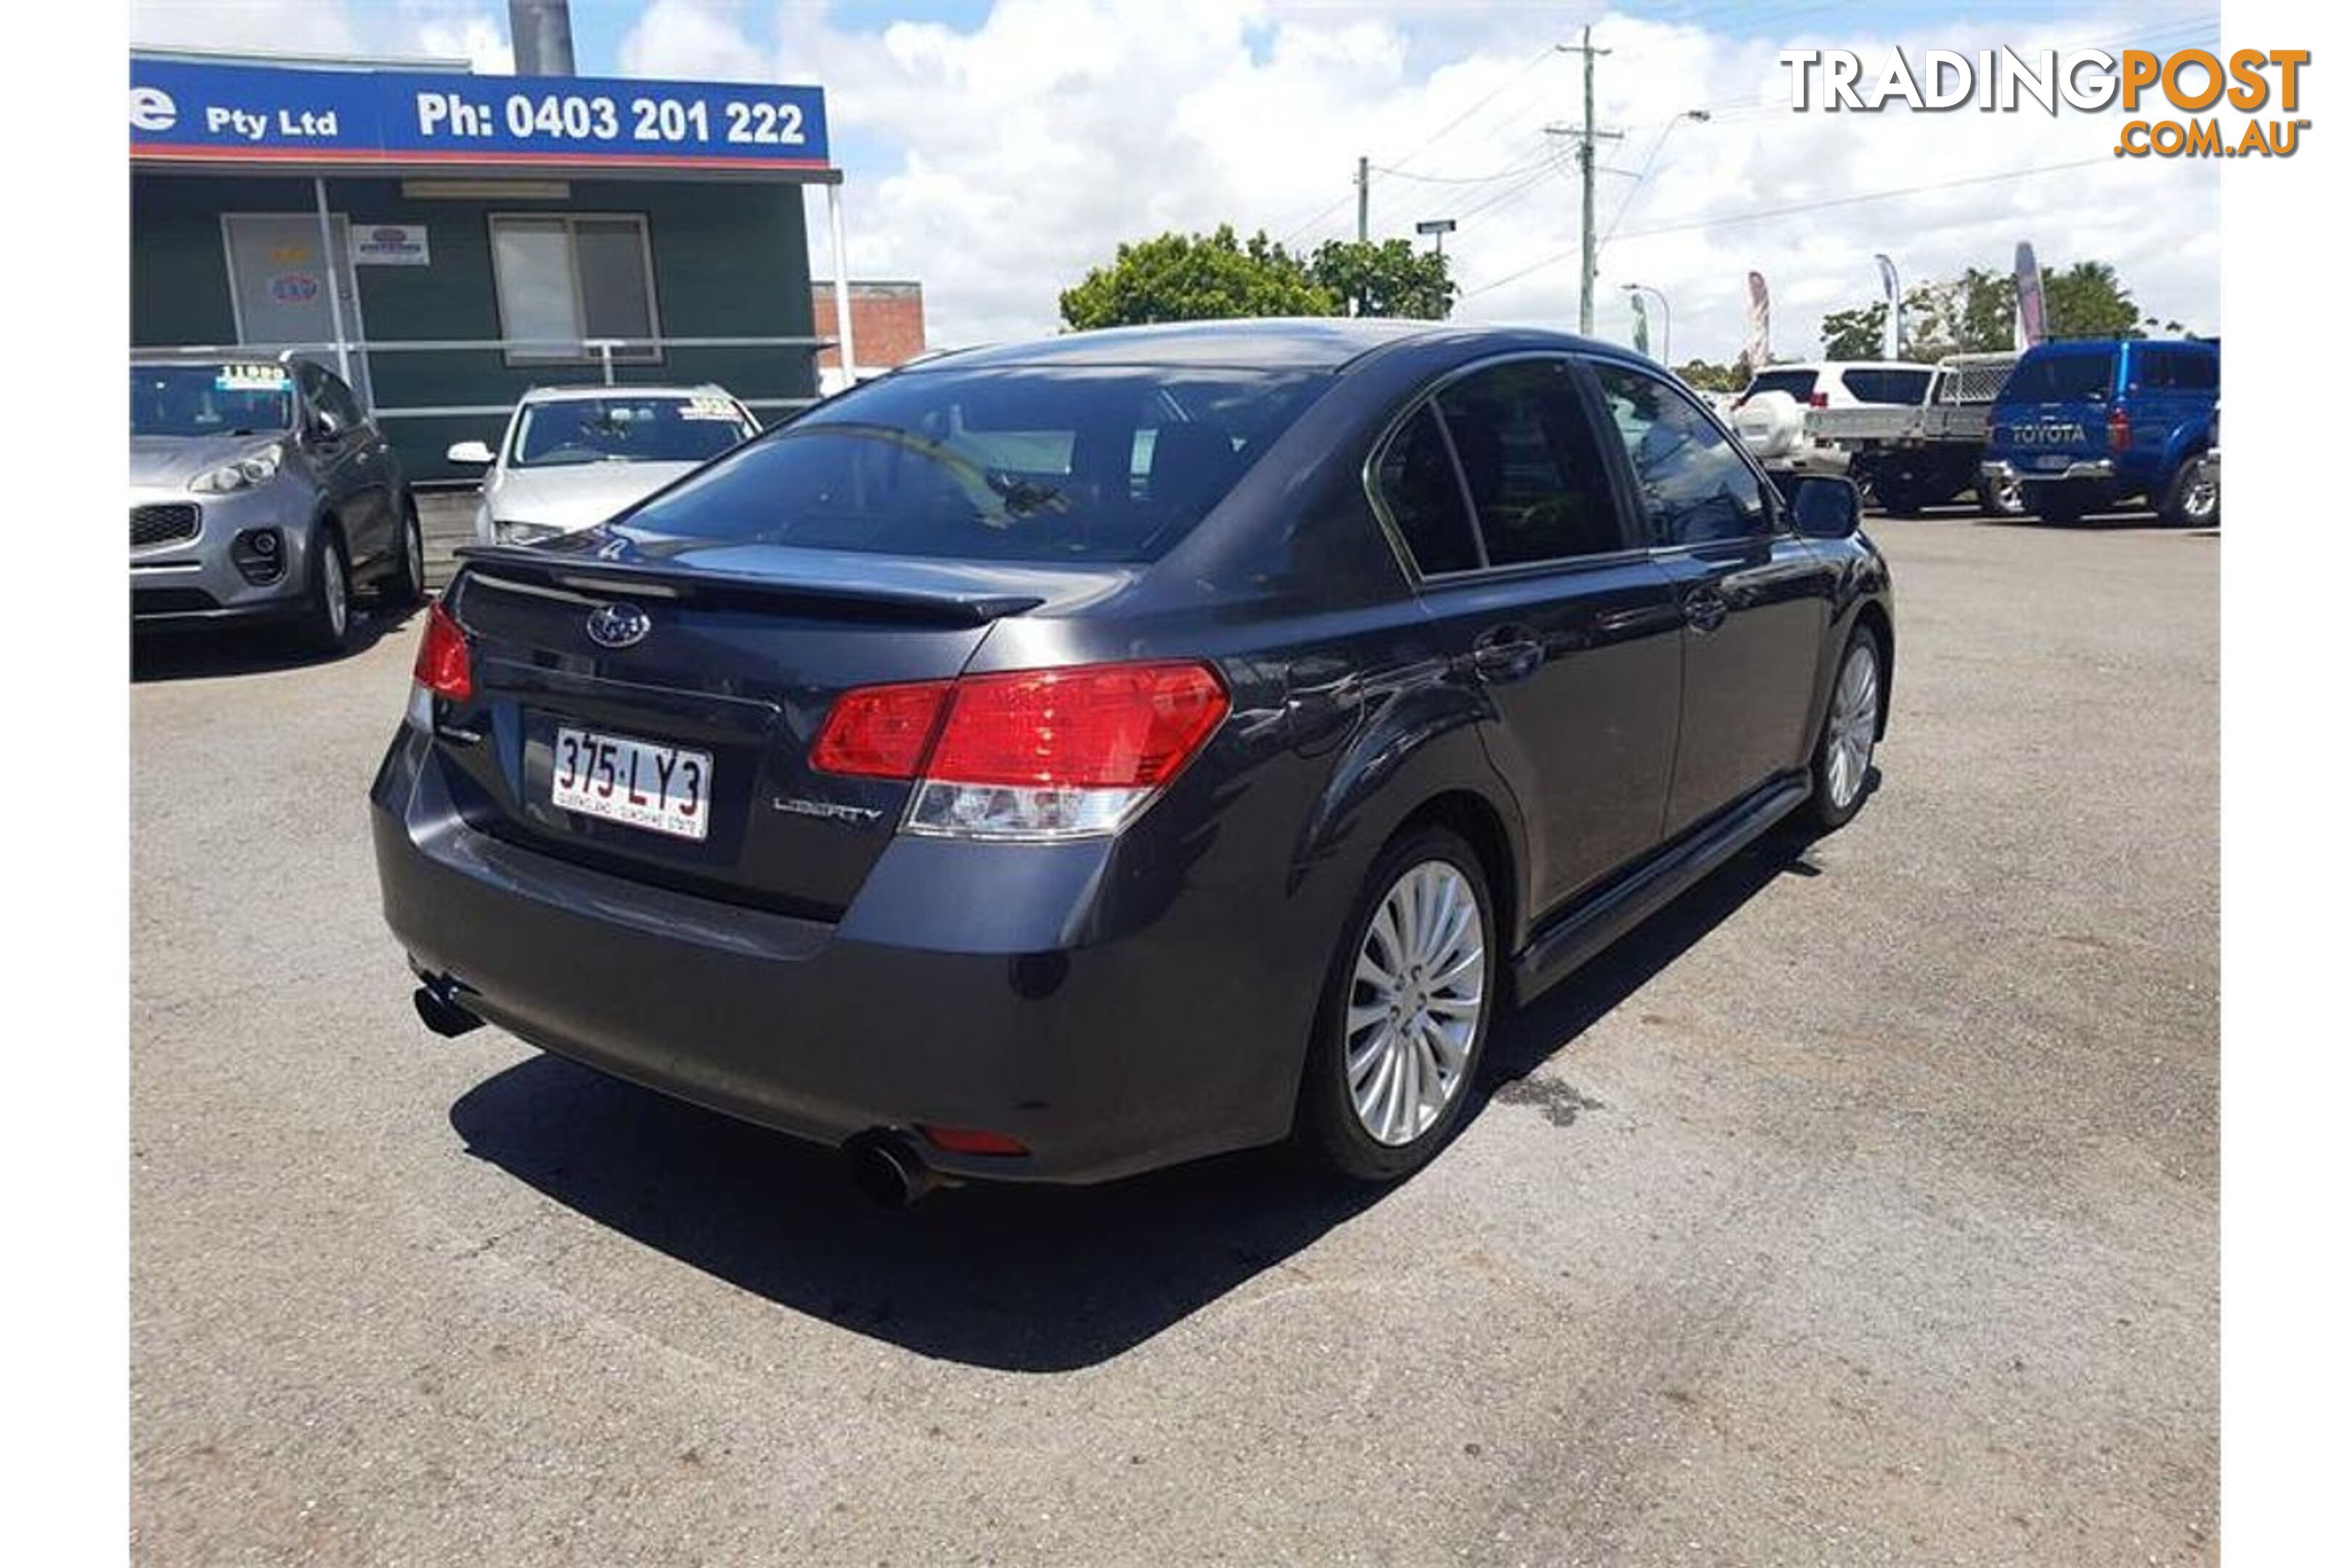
<box><xmin>131</xmin><ymin>358</ymin><xmax>425</xmax><ymax>651</ymax></box>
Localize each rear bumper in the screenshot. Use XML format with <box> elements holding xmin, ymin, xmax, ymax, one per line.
<box><xmin>1981</xmin><ymin>457</ymin><xmax>2120</xmax><ymax>486</ymax></box>
<box><xmin>369</xmin><ymin>726</ymin><xmax>1317</xmax><ymax>1184</ymax></box>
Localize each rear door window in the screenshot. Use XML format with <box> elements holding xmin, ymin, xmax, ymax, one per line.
<box><xmin>1428</xmin><ymin>359</ymin><xmax>1627</xmax><ymax>565</ymax></box>
<box><xmin>1838</xmin><ymin>368</ymin><xmax>1932</xmax><ymax>405</ymax></box>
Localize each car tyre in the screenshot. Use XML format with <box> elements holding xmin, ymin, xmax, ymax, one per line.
<box><xmin>1297</xmin><ymin>826</ymin><xmax>1498</xmax><ymax>1183</ymax></box>
<box><xmin>1874</xmin><ymin>478</ymin><xmax>1928</xmax><ymax>517</ymax></box>
<box><xmin>1805</xmin><ymin>626</ymin><xmax>1882</xmax><ymax>833</ymax></box>
<box><xmin>385</xmin><ymin>495</ymin><xmax>429</xmax><ymax>608</ymax></box>
<box><xmin>2157</xmin><ymin>452</ymin><xmax>2218</xmax><ymax>528</ymax></box>
<box><xmin>298</xmin><ymin>527</ymin><xmax>353</xmax><ymax>656</ymax></box>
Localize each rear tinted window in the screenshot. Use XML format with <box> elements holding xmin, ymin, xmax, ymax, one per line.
<box><xmin>2004</xmin><ymin>350</ymin><xmax>2117</xmax><ymax>402</ymax></box>
<box><xmin>1374</xmin><ymin>406</ymin><xmax>1483</xmax><ymax>574</ymax></box>
<box><xmin>618</xmin><ymin>366</ymin><xmax>1329</xmax><ymax>563</ymax></box>
<box><xmin>1838</xmin><ymin>368</ymin><xmax>1932</xmax><ymax>405</ymax></box>
<box><xmin>1742</xmin><ymin>369</ymin><xmax>1818</xmax><ymax>403</ymax></box>
<box><xmin>2133</xmin><ymin>346</ymin><xmax>2218</xmax><ymax>391</ymax></box>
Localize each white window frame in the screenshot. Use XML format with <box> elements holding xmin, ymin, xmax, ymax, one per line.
<box><xmin>487</xmin><ymin>212</ymin><xmax>663</xmax><ymax>366</ymax></box>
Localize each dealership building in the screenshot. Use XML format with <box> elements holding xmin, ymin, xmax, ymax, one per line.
<box><xmin>130</xmin><ymin>47</ymin><xmax>853</xmax><ymax>482</ymax></box>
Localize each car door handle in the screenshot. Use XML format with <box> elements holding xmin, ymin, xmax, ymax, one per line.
<box><xmin>1467</xmin><ymin>629</ymin><xmax>1543</xmax><ymax>684</ymax></box>
<box><xmin>1683</xmin><ymin>589</ymin><xmax>1729</xmax><ymax>634</ymax></box>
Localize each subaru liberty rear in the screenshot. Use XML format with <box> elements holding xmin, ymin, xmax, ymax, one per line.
<box><xmin>372</xmin><ymin>337</ymin><xmax>1351</xmax><ymax>1191</ymax></box>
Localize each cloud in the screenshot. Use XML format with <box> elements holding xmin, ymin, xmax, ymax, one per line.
<box><xmin>619</xmin><ymin>0</ymin><xmax>2219</xmax><ymax>359</ymax></box>
<box><xmin>128</xmin><ymin>1</ymin><xmax>513</xmax><ymax>73</ymax></box>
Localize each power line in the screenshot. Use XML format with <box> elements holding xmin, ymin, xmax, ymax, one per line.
<box><xmin>1273</xmin><ymin>38</ymin><xmax>1567</xmax><ymax>246</ymax></box>
<box><xmin>1457</xmin><ymin>155</ymin><xmax>2112</xmax><ymax>302</ymax></box>
<box><xmin>1371</xmin><ymin>157</ymin><xmax>1560</xmax><ymax>185</ymax></box>
<box><xmin>1383</xmin><ymin>44</ymin><xmax>1560</xmax><ymax>175</ymax></box>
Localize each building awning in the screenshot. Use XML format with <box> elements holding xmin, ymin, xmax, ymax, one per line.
<box><xmin>130</xmin><ymin>56</ymin><xmax>838</xmax><ymax>185</ymax></box>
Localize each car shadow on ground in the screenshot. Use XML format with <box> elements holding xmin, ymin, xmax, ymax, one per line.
<box><xmin>445</xmin><ymin>807</ymin><xmax>1847</xmax><ymax>1373</ymax></box>
<box><xmin>131</xmin><ymin>603</ymin><xmax>424</xmax><ymax>683</ymax></box>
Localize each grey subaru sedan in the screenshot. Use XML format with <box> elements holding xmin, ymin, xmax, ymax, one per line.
<box><xmin>130</xmin><ymin>358</ymin><xmax>426</xmax><ymax>650</ymax></box>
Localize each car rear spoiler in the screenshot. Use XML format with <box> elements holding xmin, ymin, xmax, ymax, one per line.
<box><xmin>452</xmin><ymin>544</ymin><xmax>1048</xmax><ymax>626</ymax></box>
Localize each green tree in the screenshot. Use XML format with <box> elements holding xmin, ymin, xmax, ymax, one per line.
<box><xmin>1820</xmin><ymin>301</ymin><xmax>1891</xmax><ymax>361</ymax></box>
<box><xmin>1949</xmin><ymin>267</ymin><xmax>2017</xmax><ymax>352</ymax></box>
<box><xmin>1673</xmin><ymin>358</ymin><xmax>1747</xmax><ymax>393</ymax></box>
<box><xmin>1058</xmin><ymin>225</ymin><xmax>1338</xmax><ymax>330</ymax></box>
<box><xmin>2041</xmin><ymin>260</ymin><xmax>2142</xmax><ymax>339</ymax></box>
<box><xmin>1305</xmin><ymin>238</ymin><xmax>1456</xmax><ymax>319</ymax></box>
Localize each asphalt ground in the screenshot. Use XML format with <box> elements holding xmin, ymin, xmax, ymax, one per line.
<box><xmin>130</xmin><ymin>506</ymin><xmax>2218</xmax><ymax>1566</ymax></box>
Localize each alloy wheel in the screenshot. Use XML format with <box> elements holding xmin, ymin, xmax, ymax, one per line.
<box><xmin>1825</xmin><ymin>640</ymin><xmax>1879</xmax><ymax>811</ymax></box>
<box><xmin>404</xmin><ymin>512</ymin><xmax>427</xmax><ymax>599</ymax></box>
<box><xmin>322</xmin><ymin>542</ymin><xmax>349</xmax><ymax>640</ymax></box>
<box><xmin>1345</xmin><ymin>860</ymin><xmax>1487</xmax><ymax>1146</ymax></box>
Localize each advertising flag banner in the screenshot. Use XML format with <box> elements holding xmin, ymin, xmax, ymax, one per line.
<box><xmin>1874</xmin><ymin>253</ymin><xmax>1901</xmax><ymax>359</ymax></box>
<box><xmin>1629</xmin><ymin>292</ymin><xmax>1650</xmax><ymax>356</ymax></box>
<box><xmin>1743</xmin><ymin>271</ymin><xmax>1771</xmax><ymax>367</ymax></box>
<box><xmin>2014</xmin><ymin>242</ymin><xmax>2046</xmax><ymax>349</ymax></box>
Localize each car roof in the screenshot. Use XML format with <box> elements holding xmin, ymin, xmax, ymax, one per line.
<box><xmin>921</xmin><ymin>317</ymin><xmax>1460</xmax><ymax>373</ymax></box>
<box><xmin>517</xmin><ymin>383</ymin><xmax>740</xmax><ymax>404</ymax></box>
<box><xmin>2017</xmin><ymin>338</ymin><xmax>2213</xmax><ymax>356</ymax></box>
<box><xmin>1751</xmin><ymin>361</ymin><xmax>1930</xmax><ymax>375</ymax></box>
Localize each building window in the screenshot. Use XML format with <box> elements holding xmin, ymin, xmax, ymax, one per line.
<box><xmin>489</xmin><ymin>214</ymin><xmax>661</xmax><ymax>364</ymax></box>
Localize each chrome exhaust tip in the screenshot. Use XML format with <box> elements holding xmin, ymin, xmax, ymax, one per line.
<box><xmin>845</xmin><ymin>1130</ymin><xmax>942</xmax><ymax>1209</ymax></box>
<box><xmin>412</xmin><ymin>975</ymin><xmax>484</xmax><ymax>1039</ymax></box>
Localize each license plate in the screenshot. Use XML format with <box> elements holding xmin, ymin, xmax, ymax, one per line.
<box><xmin>2033</xmin><ymin>454</ymin><xmax>2070</xmax><ymax>470</ymax></box>
<box><xmin>550</xmin><ymin>726</ymin><xmax>712</xmax><ymax>841</ymax></box>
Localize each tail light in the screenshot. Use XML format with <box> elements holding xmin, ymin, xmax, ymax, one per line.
<box><xmin>407</xmin><ymin>601</ymin><xmax>473</xmax><ymax>728</ymax></box>
<box><xmin>812</xmin><ymin>660</ymin><xmax>1229</xmax><ymax>840</ymax></box>
<box><xmin>2107</xmin><ymin>406</ymin><xmax>2131</xmax><ymax>452</ymax></box>
<box><xmin>918</xmin><ymin>1124</ymin><xmax>1030</xmax><ymax>1157</ymax></box>
<box><xmin>1808</xmin><ymin>391</ymin><xmax>1829</xmax><ymax>408</ymax></box>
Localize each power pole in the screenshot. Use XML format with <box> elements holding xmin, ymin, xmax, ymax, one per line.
<box><xmin>1355</xmin><ymin>155</ymin><xmax>1370</xmax><ymax>243</ymax></box>
<box><xmin>1547</xmin><ymin>28</ymin><xmax>1621</xmax><ymax>335</ymax></box>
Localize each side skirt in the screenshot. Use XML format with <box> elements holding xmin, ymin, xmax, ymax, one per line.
<box><xmin>1510</xmin><ymin>772</ymin><xmax>1811</xmax><ymax>1003</ymax></box>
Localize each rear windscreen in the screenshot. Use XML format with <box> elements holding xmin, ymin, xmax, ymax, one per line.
<box><xmin>1741</xmin><ymin>369</ymin><xmax>1818</xmax><ymax>404</ymax></box>
<box><xmin>616</xmin><ymin>364</ymin><xmax>1334</xmax><ymax>563</ymax></box>
<box><xmin>2003</xmin><ymin>351</ymin><xmax>2117</xmax><ymax>402</ymax></box>
<box><xmin>1839</xmin><ymin>368</ymin><xmax>1932</xmax><ymax>405</ymax></box>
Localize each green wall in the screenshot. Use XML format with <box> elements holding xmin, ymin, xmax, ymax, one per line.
<box><xmin>131</xmin><ymin>171</ymin><xmax>822</xmax><ymax>481</ymax></box>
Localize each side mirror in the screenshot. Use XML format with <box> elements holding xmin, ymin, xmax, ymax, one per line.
<box><xmin>446</xmin><ymin>440</ymin><xmax>495</xmax><ymax>465</ymax></box>
<box><xmin>1786</xmin><ymin>474</ymin><xmax>1863</xmax><ymax>539</ymax></box>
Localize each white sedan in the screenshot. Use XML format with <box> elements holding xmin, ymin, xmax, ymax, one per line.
<box><xmin>449</xmin><ymin>385</ymin><xmax>762</xmax><ymax>546</ymax></box>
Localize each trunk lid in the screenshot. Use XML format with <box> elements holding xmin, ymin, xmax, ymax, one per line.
<box><xmin>433</xmin><ymin>537</ymin><xmax>1135</xmax><ymax>917</ymax></box>
<box><xmin>1989</xmin><ymin>346</ymin><xmax>2119</xmax><ymax>472</ymax></box>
